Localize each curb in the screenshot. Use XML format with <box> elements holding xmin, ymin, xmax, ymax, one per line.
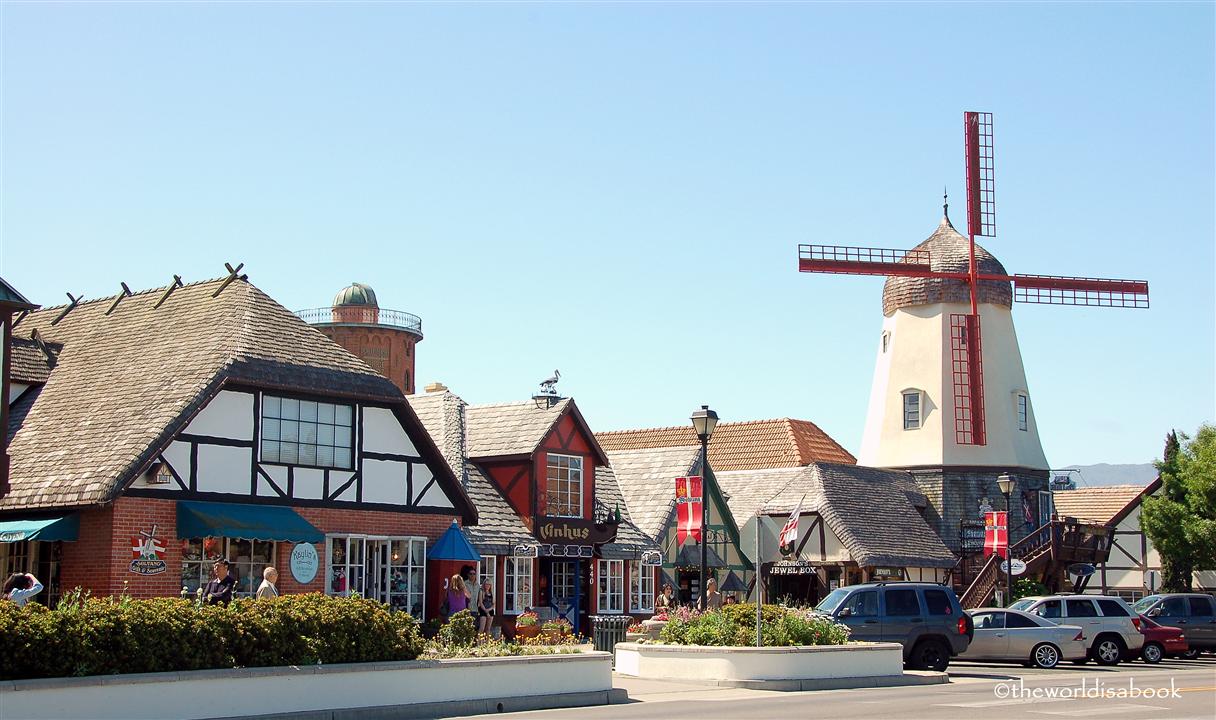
<box><xmin>212</xmin><ymin>689</ymin><xmax>630</xmax><ymax>720</ymax></box>
<box><xmin>617</xmin><ymin>671</ymin><xmax>949</xmax><ymax>692</ymax></box>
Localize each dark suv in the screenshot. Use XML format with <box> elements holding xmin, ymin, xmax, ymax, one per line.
<box><xmin>814</xmin><ymin>582</ymin><xmax>973</xmax><ymax>671</ymax></box>
<box><xmin>1133</xmin><ymin>593</ymin><xmax>1216</xmax><ymax>658</ymax></box>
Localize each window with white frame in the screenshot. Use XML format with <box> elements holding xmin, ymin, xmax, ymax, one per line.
<box><xmin>598</xmin><ymin>559</ymin><xmax>624</xmax><ymax>614</ymax></box>
<box><xmin>326</xmin><ymin>535</ymin><xmax>366</xmax><ymax>597</ymax></box>
<box><xmin>261</xmin><ymin>395</ymin><xmax>354</xmax><ymax>469</ymax></box>
<box><xmin>181</xmin><ymin>537</ymin><xmax>276</xmax><ymax>598</ymax></box>
<box><xmin>326</xmin><ymin>535</ymin><xmax>426</xmax><ymax>619</ymax></box>
<box><xmin>478</xmin><ymin>554</ymin><xmax>497</xmax><ymax>597</ymax></box>
<box><xmin>629</xmin><ymin>561</ymin><xmax>654</xmax><ymax>613</ymax></box>
<box><xmin>545</xmin><ymin>454</ymin><xmax>583</xmax><ymax>518</ymax></box>
<box><xmin>1016</xmin><ymin>394</ymin><xmax>1028</xmax><ymax>431</ymax></box>
<box><xmin>503</xmin><ymin>557</ymin><xmax>533</xmax><ymax>615</ymax></box>
<box><xmin>902</xmin><ymin>391</ymin><xmax>922</xmax><ymax>430</ymax></box>
<box><xmin>881</xmin><ymin>331</ymin><xmax>891</xmax><ymax>353</ymax></box>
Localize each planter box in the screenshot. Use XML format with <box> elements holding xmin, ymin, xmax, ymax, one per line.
<box><xmin>614</xmin><ymin>642</ymin><xmax>905</xmax><ymax>684</ymax></box>
<box><xmin>0</xmin><ymin>653</ymin><xmax>617</xmax><ymax>720</ymax></box>
<box><xmin>640</xmin><ymin>619</ymin><xmax>666</xmax><ymax>640</ymax></box>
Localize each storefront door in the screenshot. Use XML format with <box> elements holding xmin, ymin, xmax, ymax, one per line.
<box><xmin>548</xmin><ymin>559</ymin><xmax>580</xmax><ymax>627</ymax></box>
<box><xmin>365</xmin><ymin>540</ymin><xmax>391</xmax><ymax>604</ymax></box>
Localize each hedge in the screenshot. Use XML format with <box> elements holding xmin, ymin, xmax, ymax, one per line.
<box><xmin>659</xmin><ymin>604</ymin><xmax>851</xmax><ymax>647</ymax></box>
<box><xmin>0</xmin><ymin>593</ymin><xmax>423</xmax><ymax>680</ymax></box>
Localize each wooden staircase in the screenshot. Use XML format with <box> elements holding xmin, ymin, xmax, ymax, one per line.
<box><xmin>959</xmin><ymin>519</ymin><xmax>1111</xmax><ymax>609</ymax></box>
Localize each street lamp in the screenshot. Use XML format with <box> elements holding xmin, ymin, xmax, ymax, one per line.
<box><xmin>691</xmin><ymin>405</ymin><xmax>719</xmax><ymax>610</ymax></box>
<box><xmin>997</xmin><ymin>473</ymin><xmax>1015</xmax><ymax>607</ymax></box>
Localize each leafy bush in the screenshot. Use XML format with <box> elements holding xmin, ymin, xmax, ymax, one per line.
<box><xmin>437</xmin><ymin>609</ymin><xmax>477</xmax><ymax>648</ymax></box>
<box><xmin>659</xmin><ymin>604</ymin><xmax>850</xmax><ymax>647</ymax></box>
<box><xmin>515</xmin><ymin>610</ymin><xmax>539</xmax><ymax>627</ymax></box>
<box><xmin>0</xmin><ymin>593</ymin><xmax>422</xmax><ymax>680</ymax></box>
<box><xmin>1012</xmin><ymin>578</ymin><xmax>1047</xmax><ymax>602</ymax></box>
<box><xmin>422</xmin><ymin>635</ymin><xmax>581</xmax><ymax>659</ymax></box>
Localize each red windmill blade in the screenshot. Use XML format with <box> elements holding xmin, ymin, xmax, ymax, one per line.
<box><xmin>796</xmin><ymin>111</ymin><xmax>1149</xmax><ymax>449</ymax></box>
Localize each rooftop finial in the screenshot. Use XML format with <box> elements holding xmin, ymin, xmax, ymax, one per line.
<box><xmin>943</xmin><ymin>186</ymin><xmax>949</xmax><ymax>219</ymax></box>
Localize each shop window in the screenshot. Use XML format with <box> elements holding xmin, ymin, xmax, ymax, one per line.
<box><xmin>261</xmin><ymin>395</ymin><xmax>353</xmax><ymax>469</ymax></box>
<box><xmin>902</xmin><ymin>390</ymin><xmax>922</xmax><ymax>430</ymax></box>
<box><xmin>597</xmin><ymin>559</ymin><xmax>624</xmax><ymax>614</ymax></box>
<box><xmin>504</xmin><ymin>557</ymin><xmax>532</xmax><ymax>615</ymax></box>
<box><xmin>326</xmin><ymin>535</ymin><xmax>426</xmax><ymax>619</ymax></box>
<box><xmin>2</xmin><ymin>540</ymin><xmax>31</xmax><ymax>577</ymax></box>
<box><xmin>545</xmin><ymin>454</ymin><xmax>583</xmax><ymax>518</ymax></box>
<box><xmin>629</xmin><ymin>561</ymin><xmax>654</xmax><ymax>613</ymax></box>
<box><xmin>181</xmin><ymin>538</ymin><xmax>275</xmax><ymax>598</ymax></box>
<box><xmin>479</xmin><ymin>555</ymin><xmax>497</xmax><ymax>595</ymax></box>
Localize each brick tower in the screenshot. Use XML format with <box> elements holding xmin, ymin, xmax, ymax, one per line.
<box><xmin>297</xmin><ymin>283</ymin><xmax>423</xmax><ymax>395</ymax></box>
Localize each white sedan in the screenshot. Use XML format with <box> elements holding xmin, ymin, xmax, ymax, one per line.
<box><xmin>960</xmin><ymin>608</ymin><xmax>1088</xmax><ymax>668</ymax></box>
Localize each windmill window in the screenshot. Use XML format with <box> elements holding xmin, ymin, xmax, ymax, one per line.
<box><xmin>881</xmin><ymin>332</ymin><xmax>891</xmax><ymax>353</ymax></box>
<box><xmin>902</xmin><ymin>391</ymin><xmax>922</xmax><ymax>430</ymax></box>
<box><xmin>1016</xmin><ymin>394</ymin><xmax>1028</xmax><ymax>431</ymax></box>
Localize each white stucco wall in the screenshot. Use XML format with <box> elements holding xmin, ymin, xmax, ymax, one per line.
<box><xmin>614</xmin><ymin>642</ymin><xmax>903</xmax><ymax>681</ymax></box>
<box><xmin>860</xmin><ymin>302</ymin><xmax>1048</xmax><ymax>470</ymax></box>
<box><xmin>185</xmin><ymin>390</ymin><xmax>254</xmax><ymax>440</ymax></box>
<box><xmin>362</xmin><ymin>406</ymin><xmax>419</xmax><ymax>456</ymax></box>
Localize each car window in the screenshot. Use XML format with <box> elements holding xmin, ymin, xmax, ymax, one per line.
<box><xmin>1188</xmin><ymin>597</ymin><xmax>1215</xmax><ymax>617</ymax></box>
<box><xmin>972</xmin><ymin>612</ymin><xmax>1004</xmax><ymax>630</ymax></box>
<box><xmin>1162</xmin><ymin>597</ymin><xmax>1189</xmax><ymax>616</ymax></box>
<box><xmin>816</xmin><ymin>588</ymin><xmax>850</xmax><ymax>614</ymax></box>
<box><xmin>1035</xmin><ymin>600</ymin><xmax>1061</xmax><ymax>619</ymax></box>
<box><xmin>1133</xmin><ymin>595</ymin><xmax>1161</xmax><ymax>614</ymax></box>
<box><xmin>1066</xmin><ymin>599</ymin><xmax>1099</xmax><ymax>617</ymax></box>
<box><xmin>842</xmin><ymin>591</ymin><xmax>878</xmax><ymax>617</ymax></box>
<box><xmin>1009</xmin><ymin>598</ymin><xmax>1035</xmax><ymax>612</ymax></box>
<box><xmin>1005</xmin><ymin>612</ymin><xmax>1038</xmax><ymax>628</ymax></box>
<box><xmin>885</xmin><ymin>589</ymin><xmax>921</xmax><ymax>616</ymax></box>
<box><xmin>923</xmin><ymin>589</ymin><xmax>953</xmax><ymax>616</ymax></box>
<box><xmin>1097</xmin><ymin>599</ymin><xmax>1129</xmax><ymax>617</ymax></box>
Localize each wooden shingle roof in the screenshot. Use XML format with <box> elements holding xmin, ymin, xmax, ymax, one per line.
<box><xmin>882</xmin><ymin>215</ymin><xmax>1011</xmax><ymax>316</ymax></box>
<box><xmin>1051</xmin><ymin>485</ymin><xmax>1153</xmax><ymax>526</ymax></box>
<box><xmin>466</xmin><ymin>399</ymin><xmax>572</xmax><ymax>459</ymax></box>
<box><xmin>2</xmin><ymin>277</ymin><xmax>473</xmax><ymax>519</ymax></box>
<box><xmin>596</xmin><ymin>417</ymin><xmax>855</xmax><ymax>471</ymax></box>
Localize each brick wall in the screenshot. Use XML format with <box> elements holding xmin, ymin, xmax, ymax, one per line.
<box><xmin>57</xmin><ymin>496</ymin><xmax>457</xmax><ymax>600</ymax></box>
<box><xmin>316</xmin><ymin>325</ymin><xmax>417</xmax><ymax>395</ymax></box>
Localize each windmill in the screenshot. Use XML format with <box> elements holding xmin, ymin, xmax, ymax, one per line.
<box><xmin>798</xmin><ymin>112</ymin><xmax>1149</xmax><ymax>449</ymax></box>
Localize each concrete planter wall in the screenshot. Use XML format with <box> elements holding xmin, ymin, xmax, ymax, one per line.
<box><xmin>615</xmin><ymin>642</ymin><xmax>905</xmax><ymax>685</ymax></box>
<box><xmin>1</xmin><ymin>653</ymin><xmax>616</xmax><ymax>720</ymax></box>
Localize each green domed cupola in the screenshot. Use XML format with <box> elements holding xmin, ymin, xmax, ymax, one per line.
<box><xmin>333</xmin><ymin>282</ymin><xmax>378</xmax><ymax>309</ymax></box>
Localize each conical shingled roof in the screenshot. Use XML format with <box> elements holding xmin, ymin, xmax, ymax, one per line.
<box><xmin>881</xmin><ymin>214</ymin><xmax>1011</xmax><ymax>316</ymax></box>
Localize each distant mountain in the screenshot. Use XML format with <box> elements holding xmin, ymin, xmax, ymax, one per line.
<box><xmin>1060</xmin><ymin>463</ymin><xmax>1158</xmax><ymax>487</ymax></box>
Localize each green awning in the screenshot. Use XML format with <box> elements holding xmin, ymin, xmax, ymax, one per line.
<box><xmin>176</xmin><ymin>501</ymin><xmax>324</xmax><ymax>543</ymax></box>
<box><xmin>0</xmin><ymin>513</ymin><xmax>80</xmax><ymax>542</ymax></box>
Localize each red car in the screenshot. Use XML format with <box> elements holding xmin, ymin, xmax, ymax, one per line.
<box><xmin>1138</xmin><ymin>614</ymin><xmax>1188</xmax><ymax>663</ymax></box>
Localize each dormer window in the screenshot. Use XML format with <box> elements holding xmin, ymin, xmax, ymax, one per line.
<box><xmin>261</xmin><ymin>395</ymin><xmax>354</xmax><ymax>469</ymax></box>
<box><xmin>902</xmin><ymin>390</ymin><xmax>922</xmax><ymax>430</ymax></box>
<box><xmin>545</xmin><ymin>454</ymin><xmax>583</xmax><ymax>518</ymax></box>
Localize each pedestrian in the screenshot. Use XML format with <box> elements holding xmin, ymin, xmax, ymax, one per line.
<box><xmin>2</xmin><ymin>572</ymin><xmax>43</xmax><ymax>607</ymax></box>
<box><xmin>255</xmin><ymin>566</ymin><xmax>280</xmax><ymax>599</ymax></box>
<box><xmin>204</xmin><ymin>559</ymin><xmax>236</xmax><ymax>606</ymax></box>
<box><xmin>703</xmin><ymin>577</ymin><xmax>723</xmax><ymax>610</ymax></box>
<box><xmin>477</xmin><ymin>580</ymin><xmax>495</xmax><ymax>634</ymax></box>
<box><xmin>446</xmin><ymin>568</ymin><xmax>471</xmax><ymax>616</ymax></box>
<box><xmin>656</xmin><ymin>583</ymin><xmax>676</xmax><ymax>611</ymax></box>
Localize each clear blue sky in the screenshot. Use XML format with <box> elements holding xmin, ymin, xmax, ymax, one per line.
<box><xmin>2</xmin><ymin>2</ymin><xmax>1212</xmax><ymax>467</ymax></box>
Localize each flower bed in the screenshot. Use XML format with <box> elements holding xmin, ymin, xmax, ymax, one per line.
<box><xmin>658</xmin><ymin>604</ymin><xmax>850</xmax><ymax>647</ymax></box>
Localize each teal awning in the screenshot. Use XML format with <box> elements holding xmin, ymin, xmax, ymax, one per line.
<box><xmin>427</xmin><ymin>521</ymin><xmax>480</xmax><ymax>562</ymax></box>
<box><xmin>176</xmin><ymin>501</ymin><xmax>324</xmax><ymax>543</ymax></box>
<box><xmin>0</xmin><ymin>513</ymin><xmax>79</xmax><ymax>542</ymax></box>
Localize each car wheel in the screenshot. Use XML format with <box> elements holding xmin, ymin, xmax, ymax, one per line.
<box><xmin>1141</xmin><ymin>642</ymin><xmax>1164</xmax><ymax>664</ymax></box>
<box><xmin>1180</xmin><ymin>648</ymin><xmax>1201</xmax><ymax>660</ymax></box>
<box><xmin>911</xmin><ymin>639</ymin><xmax>950</xmax><ymax>672</ymax></box>
<box><xmin>1093</xmin><ymin>636</ymin><xmax>1124</xmax><ymax>666</ymax></box>
<box><xmin>1031</xmin><ymin>643</ymin><xmax>1060</xmax><ymax>669</ymax></box>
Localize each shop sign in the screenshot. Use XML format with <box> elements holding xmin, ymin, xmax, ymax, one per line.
<box><xmin>130</xmin><ymin>524</ymin><xmax>167</xmax><ymax>575</ymax></box>
<box><xmin>770</xmin><ymin>560</ymin><xmax>816</xmax><ymax>576</ymax></box>
<box><xmin>959</xmin><ymin>520</ymin><xmax>986</xmax><ymax>552</ymax></box>
<box><xmin>0</xmin><ymin>531</ymin><xmax>26</xmax><ymax>542</ymax></box>
<box><xmin>871</xmin><ymin>567</ymin><xmax>903</xmax><ymax>579</ymax></box>
<box><xmin>640</xmin><ymin>550</ymin><xmax>663</xmax><ymax>566</ymax></box>
<box><xmin>535</xmin><ymin>516</ymin><xmax>617</xmax><ymax>546</ymax></box>
<box><xmin>290</xmin><ymin>542</ymin><xmax>319</xmax><ymax>584</ymax></box>
<box><xmin>513</xmin><ymin>544</ymin><xmax>539</xmax><ymax>558</ymax></box>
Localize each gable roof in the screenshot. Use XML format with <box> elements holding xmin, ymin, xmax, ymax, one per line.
<box><xmin>466</xmin><ymin>399</ymin><xmax>571</xmax><ymax>459</ymax></box>
<box><xmin>2</xmin><ymin>277</ymin><xmax>474</xmax><ymax>521</ymax></box>
<box><xmin>8</xmin><ymin>337</ymin><xmax>58</xmax><ymax>384</ymax></box>
<box><xmin>605</xmin><ymin>445</ymin><xmax>701</xmax><ymax>539</ymax></box>
<box><xmin>596</xmin><ymin>417</ymin><xmax>855</xmax><ymax>471</ymax></box>
<box><xmin>1051</xmin><ymin>483</ymin><xmax>1159</xmax><ymax>526</ymax></box>
<box><xmin>0</xmin><ymin>277</ymin><xmax>36</xmax><ymax>310</ymax></box>
<box><xmin>716</xmin><ymin>463</ymin><xmax>955</xmax><ymax>568</ymax></box>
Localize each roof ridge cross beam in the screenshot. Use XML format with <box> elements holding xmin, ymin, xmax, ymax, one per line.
<box><xmin>50</xmin><ymin>293</ymin><xmax>82</xmax><ymax>326</ymax></box>
<box><xmin>211</xmin><ymin>262</ymin><xmax>247</xmax><ymax>298</ymax></box>
<box><xmin>105</xmin><ymin>282</ymin><xmax>133</xmax><ymax>316</ymax></box>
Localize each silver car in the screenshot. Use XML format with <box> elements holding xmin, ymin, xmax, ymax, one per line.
<box><xmin>1009</xmin><ymin>594</ymin><xmax>1145</xmax><ymax>665</ymax></box>
<box><xmin>960</xmin><ymin>608</ymin><xmax>1087</xmax><ymax>668</ymax></box>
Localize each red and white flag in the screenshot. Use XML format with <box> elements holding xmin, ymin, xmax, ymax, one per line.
<box><xmin>984</xmin><ymin>511</ymin><xmax>1008</xmax><ymax>558</ymax></box>
<box><xmin>675</xmin><ymin>476</ymin><xmax>704</xmax><ymax>545</ymax></box>
<box><xmin>779</xmin><ymin>495</ymin><xmax>805</xmax><ymax>549</ymax></box>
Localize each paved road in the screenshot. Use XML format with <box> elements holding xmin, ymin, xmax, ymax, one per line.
<box><xmin>466</xmin><ymin>655</ymin><xmax>1216</xmax><ymax>720</ymax></box>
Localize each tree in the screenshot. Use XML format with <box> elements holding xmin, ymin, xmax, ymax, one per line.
<box><xmin>1141</xmin><ymin>426</ymin><xmax>1216</xmax><ymax>592</ymax></box>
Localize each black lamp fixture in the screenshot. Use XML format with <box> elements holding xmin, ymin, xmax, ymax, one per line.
<box><xmin>997</xmin><ymin>473</ymin><xmax>1014</xmax><ymax>607</ymax></box>
<box><xmin>690</xmin><ymin>405</ymin><xmax>719</xmax><ymax>610</ymax></box>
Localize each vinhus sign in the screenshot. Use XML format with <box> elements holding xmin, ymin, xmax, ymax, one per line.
<box><xmin>535</xmin><ymin>516</ymin><xmax>617</xmax><ymax>546</ymax></box>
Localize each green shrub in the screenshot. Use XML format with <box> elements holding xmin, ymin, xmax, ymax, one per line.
<box><xmin>437</xmin><ymin>609</ymin><xmax>477</xmax><ymax>648</ymax></box>
<box><xmin>0</xmin><ymin>592</ymin><xmax>422</xmax><ymax>680</ymax></box>
<box><xmin>658</xmin><ymin>604</ymin><xmax>850</xmax><ymax>647</ymax></box>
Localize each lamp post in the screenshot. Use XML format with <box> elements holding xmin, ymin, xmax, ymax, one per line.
<box><xmin>997</xmin><ymin>473</ymin><xmax>1014</xmax><ymax>607</ymax></box>
<box><xmin>691</xmin><ymin>405</ymin><xmax>719</xmax><ymax>611</ymax></box>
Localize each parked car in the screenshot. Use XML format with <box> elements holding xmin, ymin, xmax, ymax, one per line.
<box><xmin>959</xmin><ymin>608</ymin><xmax>1087</xmax><ymax>668</ymax></box>
<box><xmin>1132</xmin><ymin>593</ymin><xmax>1215</xmax><ymax>659</ymax></box>
<box><xmin>813</xmin><ymin>582</ymin><xmax>972</xmax><ymax>672</ymax></box>
<box><xmin>1008</xmin><ymin>594</ymin><xmax>1144</xmax><ymax>666</ymax></box>
<box><xmin>1136</xmin><ymin>614</ymin><xmax>1188</xmax><ymax>663</ymax></box>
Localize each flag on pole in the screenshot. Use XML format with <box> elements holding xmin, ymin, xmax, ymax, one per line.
<box><xmin>675</xmin><ymin>476</ymin><xmax>704</xmax><ymax>545</ymax></box>
<box><xmin>983</xmin><ymin>511</ymin><xmax>1008</xmax><ymax>558</ymax></box>
<box><xmin>778</xmin><ymin>494</ymin><xmax>805</xmax><ymax>550</ymax></box>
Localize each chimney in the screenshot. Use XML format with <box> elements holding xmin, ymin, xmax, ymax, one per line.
<box><xmin>424</xmin><ymin>381</ymin><xmax>448</xmax><ymax>393</ymax></box>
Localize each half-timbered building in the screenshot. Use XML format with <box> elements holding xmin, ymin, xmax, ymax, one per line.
<box><xmin>406</xmin><ymin>386</ymin><xmax>658</xmax><ymax>635</ymax></box>
<box><xmin>0</xmin><ymin>276</ymin><xmax>475</xmax><ymax>614</ymax></box>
